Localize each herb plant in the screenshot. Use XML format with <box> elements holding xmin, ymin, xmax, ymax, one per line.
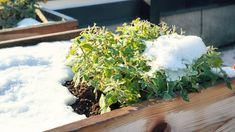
<box><xmin>0</xmin><ymin>0</ymin><xmax>7</xmax><ymax>4</ymax></box>
<box><xmin>0</xmin><ymin>0</ymin><xmax>46</xmax><ymax>28</ymax></box>
<box><xmin>66</xmin><ymin>19</ymin><xmax>232</xmax><ymax>114</ymax></box>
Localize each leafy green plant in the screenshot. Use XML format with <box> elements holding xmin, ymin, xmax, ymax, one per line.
<box><xmin>66</xmin><ymin>19</ymin><xmax>232</xmax><ymax>114</ymax></box>
<box><xmin>0</xmin><ymin>0</ymin><xmax>46</xmax><ymax>28</ymax></box>
<box><xmin>0</xmin><ymin>0</ymin><xmax>8</xmax><ymax>4</ymax></box>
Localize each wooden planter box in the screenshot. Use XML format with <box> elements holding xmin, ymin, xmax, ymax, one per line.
<box><xmin>1</xmin><ymin>30</ymin><xmax>235</xmax><ymax>132</ymax></box>
<box><xmin>0</xmin><ymin>8</ymin><xmax>78</xmax><ymax>42</ymax></box>
<box><xmin>48</xmin><ymin>80</ymin><xmax>235</xmax><ymax>132</ymax></box>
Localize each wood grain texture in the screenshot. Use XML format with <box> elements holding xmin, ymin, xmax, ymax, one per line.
<box><xmin>0</xmin><ymin>29</ymin><xmax>84</xmax><ymax>48</ymax></box>
<box><xmin>0</xmin><ymin>8</ymin><xmax>78</xmax><ymax>42</ymax></box>
<box><xmin>47</xmin><ymin>80</ymin><xmax>235</xmax><ymax>132</ymax></box>
<box><xmin>0</xmin><ymin>20</ymin><xmax>77</xmax><ymax>41</ymax></box>
<box><xmin>35</xmin><ymin>9</ymin><xmax>49</xmax><ymax>23</ymax></box>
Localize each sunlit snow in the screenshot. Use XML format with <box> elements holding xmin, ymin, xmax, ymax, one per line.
<box><xmin>0</xmin><ymin>41</ymin><xmax>86</xmax><ymax>132</ymax></box>
<box><xmin>143</xmin><ymin>35</ymin><xmax>207</xmax><ymax>81</ymax></box>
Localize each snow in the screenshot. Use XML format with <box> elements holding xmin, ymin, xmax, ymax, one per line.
<box><xmin>143</xmin><ymin>34</ymin><xmax>207</xmax><ymax>81</ymax></box>
<box><xmin>212</xmin><ymin>67</ymin><xmax>235</xmax><ymax>78</ymax></box>
<box><xmin>0</xmin><ymin>41</ymin><xmax>86</xmax><ymax>132</ymax></box>
<box><xmin>17</xmin><ymin>18</ymin><xmax>41</xmax><ymax>28</ymax></box>
<box><xmin>220</xmin><ymin>45</ymin><xmax>235</xmax><ymax>67</ymax></box>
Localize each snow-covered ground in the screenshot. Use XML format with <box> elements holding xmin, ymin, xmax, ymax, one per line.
<box><xmin>0</xmin><ymin>41</ymin><xmax>86</xmax><ymax>132</ymax></box>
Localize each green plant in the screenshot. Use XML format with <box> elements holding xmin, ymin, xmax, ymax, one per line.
<box><xmin>66</xmin><ymin>19</ymin><xmax>232</xmax><ymax>114</ymax></box>
<box><xmin>0</xmin><ymin>0</ymin><xmax>46</xmax><ymax>28</ymax></box>
<box><xmin>0</xmin><ymin>0</ymin><xmax>8</xmax><ymax>4</ymax></box>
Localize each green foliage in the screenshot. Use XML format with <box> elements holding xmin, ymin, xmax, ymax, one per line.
<box><xmin>66</xmin><ymin>19</ymin><xmax>231</xmax><ymax>114</ymax></box>
<box><xmin>0</xmin><ymin>0</ymin><xmax>46</xmax><ymax>28</ymax></box>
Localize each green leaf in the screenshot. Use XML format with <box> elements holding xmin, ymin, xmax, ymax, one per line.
<box><xmin>104</xmin><ymin>69</ymin><xmax>112</xmax><ymax>78</ymax></box>
<box><xmin>103</xmin><ymin>86</ymin><xmax>114</xmax><ymax>93</ymax></box>
<box><xmin>225</xmin><ymin>80</ymin><xmax>232</xmax><ymax>90</ymax></box>
<box><xmin>112</xmin><ymin>74</ymin><xmax>122</xmax><ymax>80</ymax></box>
<box><xmin>180</xmin><ymin>89</ymin><xmax>189</xmax><ymax>102</ymax></box>
<box><xmin>99</xmin><ymin>94</ymin><xmax>106</xmax><ymax>110</ymax></box>
<box><xmin>108</xmin><ymin>47</ymin><xmax>118</xmax><ymax>55</ymax></box>
<box><xmin>80</xmin><ymin>43</ymin><xmax>93</xmax><ymax>51</ymax></box>
<box><xmin>163</xmin><ymin>92</ymin><xmax>172</xmax><ymax>100</ymax></box>
<box><xmin>99</xmin><ymin>94</ymin><xmax>111</xmax><ymax>114</ymax></box>
<box><xmin>106</xmin><ymin>92</ymin><xmax>118</xmax><ymax>106</ymax></box>
<box><xmin>220</xmin><ymin>68</ymin><xmax>232</xmax><ymax>90</ymax></box>
<box><xmin>73</xmin><ymin>73</ymin><xmax>80</xmax><ymax>87</ymax></box>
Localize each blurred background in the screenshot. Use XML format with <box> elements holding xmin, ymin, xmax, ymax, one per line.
<box><xmin>38</xmin><ymin>0</ymin><xmax>235</xmax><ymax>47</ymax></box>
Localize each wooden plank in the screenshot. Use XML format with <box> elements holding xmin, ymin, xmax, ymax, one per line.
<box><xmin>0</xmin><ymin>8</ymin><xmax>78</xmax><ymax>41</ymax></box>
<box><xmin>47</xmin><ymin>80</ymin><xmax>235</xmax><ymax>132</ymax></box>
<box><xmin>0</xmin><ymin>29</ymin><xmax>84</xmax><ymax>48</ymax></box>
<box><xmin>0</xmin><ymin>20</ymin><xmax>77</xmax><ymax>41</ymax></box>
<box><xmin>35</xmin><ymin>8</ymin><xmax>49</xmax><ymax>23</ymax></box>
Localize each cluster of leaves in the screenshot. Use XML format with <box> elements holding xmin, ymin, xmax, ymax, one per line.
<box><xmin>0</xmin><ymin>0</ymin><xmax>46</xmax><ymax>28</ymax></box>
<box><xmin>0</xmin><ymin>0</ymin><xmax>8</xmax><ymax>4</ymax></box>
<box><xmin>66</xmin><ymin>19</ymin><xmax>231</xmax><ymax>113</ymax></box>
<box><xmin>143</xmin><ymin>47</ymin><xmax>232</xmax><ymax>102</ymax></box>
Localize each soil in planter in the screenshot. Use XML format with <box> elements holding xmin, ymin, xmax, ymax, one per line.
<box><xmin>64</xmin><ymin>81</ymin><xmax>100</xmax><ymax>117</ymax></box>
<box><xmin>64</xmin><ymin>81</ymin><xmax>121</xmax><ymax>117</ymax></box>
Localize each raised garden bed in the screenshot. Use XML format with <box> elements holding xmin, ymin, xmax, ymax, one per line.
<box><xmin>49</xmin><ymin>80</ymin><xmax>235</xmax><ymax>132</ymax></box>
<box><xmin>1</xmin><ymin>29</ymin><xmax>235</xmax><ymax>132</ymax></box>
<box><xmin>0</xmin><ymin>7</ymin><xmax>78</xmax><ymax>42</ymax></box>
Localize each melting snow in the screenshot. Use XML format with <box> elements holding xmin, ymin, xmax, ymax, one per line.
<box><xmin>17</xmin><ymin>18</ymin><xmax>41</xmax><ymax>28</ymax></box>
<box><xmin>143</xmin><ymin>35</ymin><xmax>207</xmax><ymax>81</ymax></box>
<box><xmin>212</xmin><ymin>67</ymin><xmax>235</xmax><ymax>78</ymax></box>
<box><xmin>0</xmin><ymin>41</ymin><xmax>86</xmax><ymax>131</ymax></box>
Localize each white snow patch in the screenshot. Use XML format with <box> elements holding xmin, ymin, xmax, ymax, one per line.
<box><xmin>220</xmin><ymin>45</ymin><xmax>235</xmax><ymax>67</ymax></box>
<box><xmin>17</xmin><ymin>18</ymin><xmax>41</xmax><ymax>28</ymax></box>
<box><xmin>143</xmin><ymin>35</ymin><xmax>207</xmax><ymax>81</ymax></box>
<box><xmin>0</xmin><ymin>41</ymin><xmax>86</xmax><ymax>131</ymax></box>
<box><xmin>211</xmin><ymin>67</ymin><xmax>235</xmax><ymax>78</ymax></box>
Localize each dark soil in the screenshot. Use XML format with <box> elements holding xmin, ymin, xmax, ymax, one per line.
<box><xmin>64</xmin><ymin>81</ymin><xmax>101</xmax><ymax>117</ymax></box>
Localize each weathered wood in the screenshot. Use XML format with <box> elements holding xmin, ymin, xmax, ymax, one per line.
<box><xmin>35</xmin><ymin>8</ymin><xmax>48</xmax><ymax>23</ymax></box>
<box><xmin>0</xmin><ymin>29</ymin><xmax>84</xmax><ymax>48</ymax></box>
<box><xmin>0</xmin><ymin>8</ymin><xmax>78</xmax><ymax>41</ymax></box>
<box><xmin>47</xmin><ymin>80</ymin><xmax>235</xmax><ymax>132</ymax></box>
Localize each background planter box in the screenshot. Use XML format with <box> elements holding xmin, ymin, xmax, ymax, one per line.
<box><xmin>0</xmin><ymin>8</ymin><xmax>78</xmax><ymax>42</ymax></box>
<box><xmin>1</xmin><ymin>30</ymin><xmax>235</xmax><ymax>132</ymax></box>
<box><xmin>42</xmin><ymin>0</ymin><xmax>235</xmax><ymax>47</ymax></box>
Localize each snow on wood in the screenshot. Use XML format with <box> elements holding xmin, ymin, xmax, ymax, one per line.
<box><xmin>17</xmin><ymin>18</ymin><xmax>41</xmax><ymax>28</ymax></box>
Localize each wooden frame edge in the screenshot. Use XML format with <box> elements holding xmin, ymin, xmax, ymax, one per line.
<box><xmin>0</xmin><ymin>29</ymin><xmax>85</xmax><ymax>48</ymax></box>
<box><xmin>47</xmin><ymin>80</ymin><xmax>235</xmax><ymax>132</ymax></box>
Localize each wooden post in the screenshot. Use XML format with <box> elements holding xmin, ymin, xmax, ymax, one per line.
<box><xmin>35</xmin><ymin>8</ymin><xmax>49</xmax><ymax>23</ymax></box>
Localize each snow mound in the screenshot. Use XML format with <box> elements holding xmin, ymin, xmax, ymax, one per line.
<box><xmin>143</xmin><ymin>35</ymin><xmax>207</xmax><ymax>81</ymax></box>
<box><xmin>0</xmin><ymin>41</ymin><xmax>86</xmax><ymax>131</ymax></box>
<box><xmin>17</xmin><ymin>18</ymin><xmax>41</xmax><ymax>28</ymax></box>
